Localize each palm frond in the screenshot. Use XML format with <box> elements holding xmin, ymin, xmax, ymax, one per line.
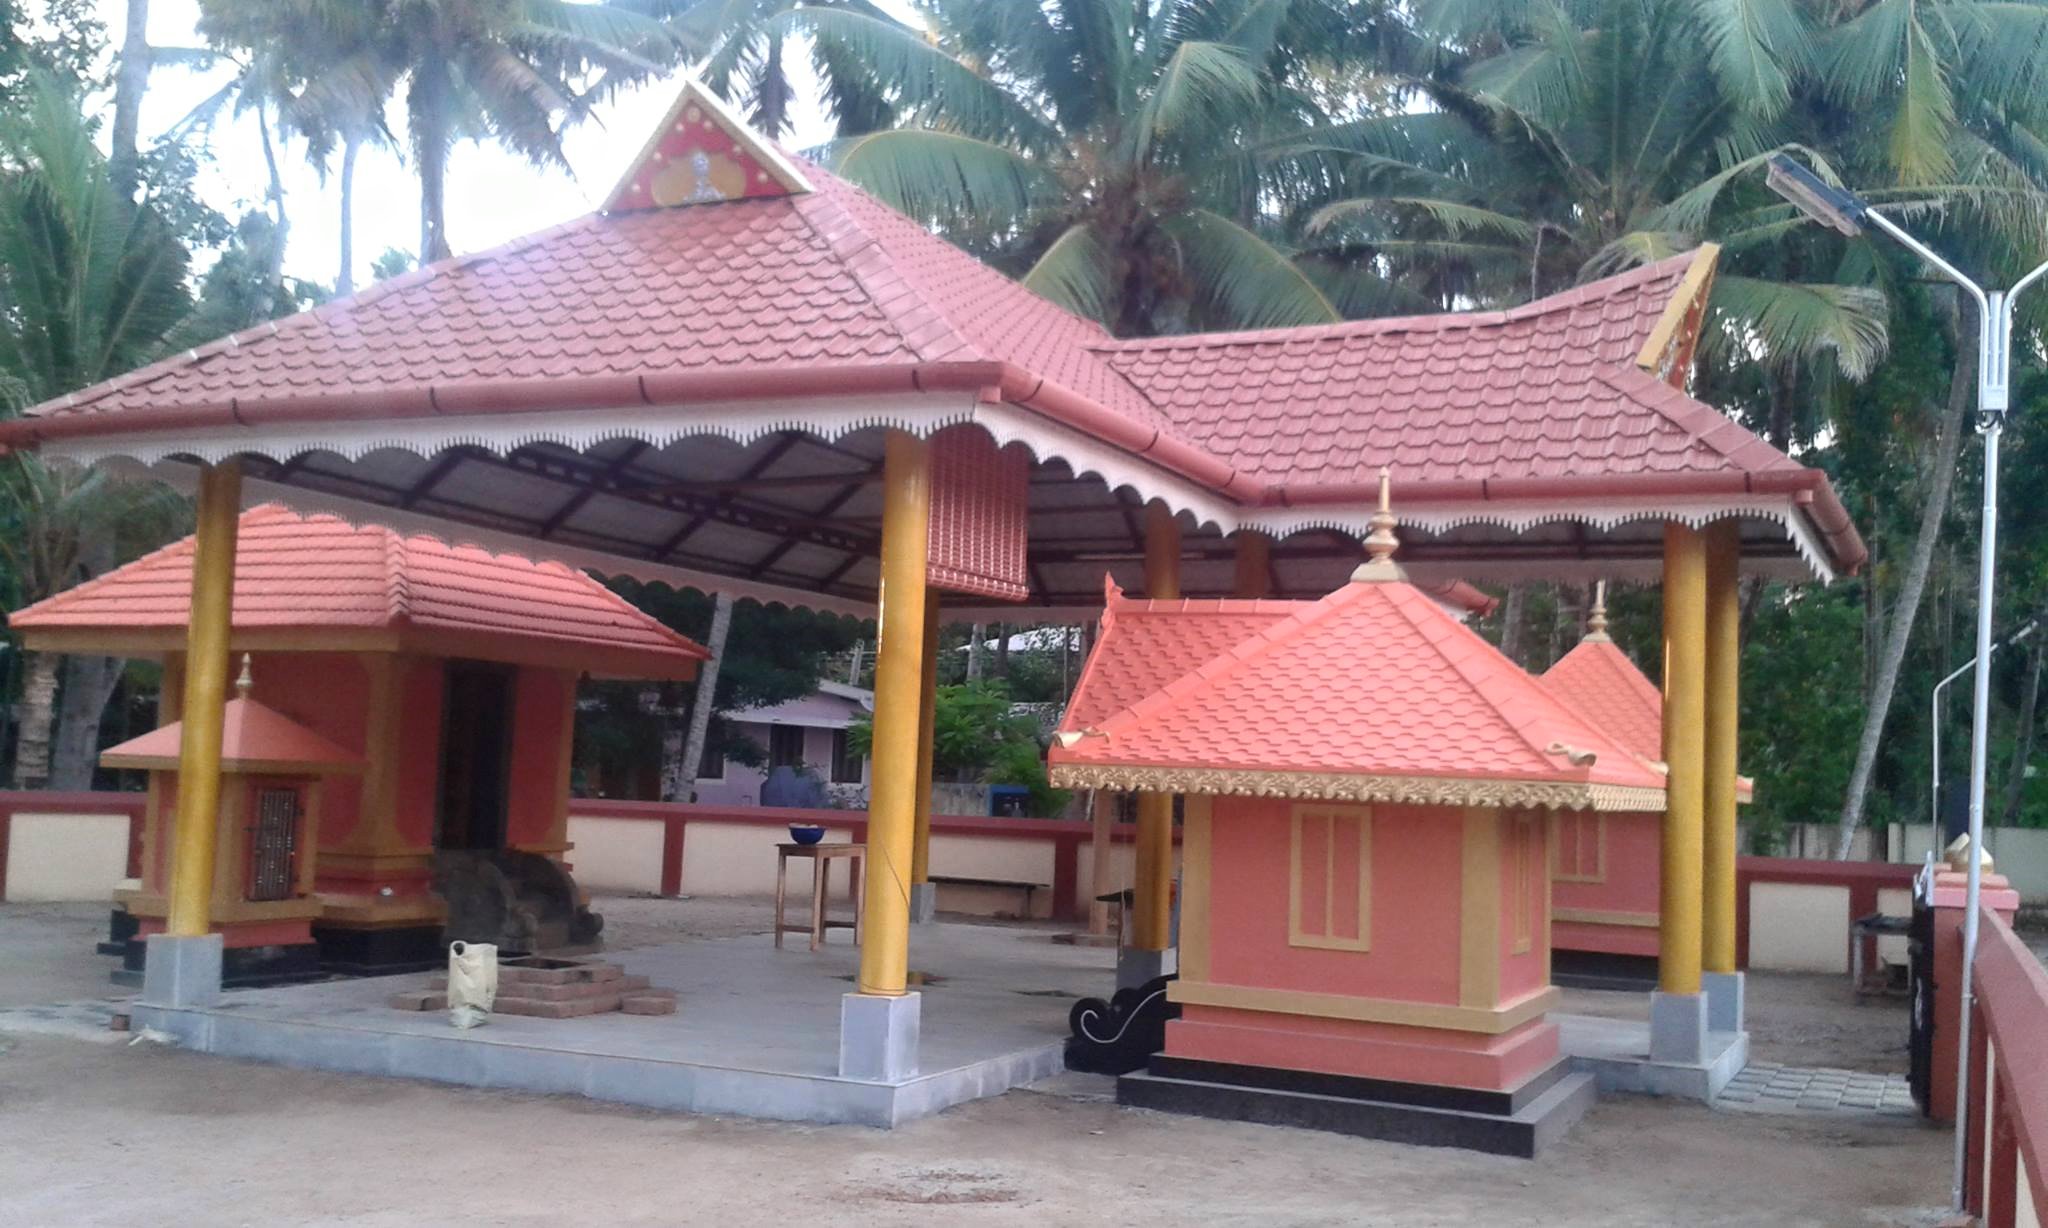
<box><xmin>1161</xmin><ymin>208</ymin><xmax>1340</xmax><ymax>329</ymax></box>
<box><xmin>1706</xmin><ymin>275</ymin><xmax>1890</xmax><ymax>380</ymax></box>
<box><xmin>1683</xmin><ymin>0</ymin><xmax>1811</xmax><ymax>118</ymax></box>
<box><xmin>1129</xmin><ymin>39</ymin><xmax>1264</xmax><ymax>162</ymax></box>
<box><xmin>819</xmin><ymin>128</ymin><xmax>1056</xmax><ymax>227</ymax></box>
<box><xmin>1021</xmin><ymin>222</ymin><xmax>1114</xmax><ymax>322</ymax></box>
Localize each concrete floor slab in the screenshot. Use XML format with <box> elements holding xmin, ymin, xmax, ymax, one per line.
<box><xmin>1558</xmin><ymin>1011</ymin><xmax>1749</xmax><ymax>1101</ymax></box>
<box><xmin>128</xmin><ymin>922</ymin><xmax>1113</xmax><ymax>1128</ymax></box>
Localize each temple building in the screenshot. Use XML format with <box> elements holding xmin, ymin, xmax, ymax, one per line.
<box><xmin>0</xmin><ymin>76</ymin><xmax>1859</xmax><ymax>1120</ymax></box>
<box><xmin>1048</xmin><ymin>490</ymin><xmax>1665</xmax><ymax>1154</ymax></box>
<box><xmin>10</xmin><ymin>505</ymin><xmax>707</xmax><ymax>980</ymax></box>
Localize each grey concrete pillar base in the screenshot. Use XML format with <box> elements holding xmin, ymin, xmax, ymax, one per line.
<box><xmin>1649</xmin><ymin>990</ymin><xmax>1709</xmax><ymax>1065</ymax></box>
<box><xmin>1702</xmin><ymin>971</ymin><xmax>1745</xmax><ymax>1034</ymax></box>
<box><xmin>839</xmin><ymin>991</ymin><xmax>921</xmax><ymax>1082</ymax></box>
<box><xmin>140</xmin><ymin>933</ymin><xmax>223</xmax><ymax>1008</ymax></box>
<box><xmin>1116</xmin><ymin>947</ymin><xmax>1176</xmax><ymax>991</ymax></box>
<box><xmin>909</xmin><ymin>882</ymin><xmax>937</xmax><ymax>924</ymax></box>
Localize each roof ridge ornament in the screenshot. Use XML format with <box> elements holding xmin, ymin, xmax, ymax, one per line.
<box><xmin>603</xmin><ymin>76</ymin><xmax>814</xmax><ymax>213</ymax></box>
<box><xmin>1350</xmin><ymin>467</ymin><xmax>1409</xmax><ymax>583</ymax></box>
<box><xmin>1586</xmin><ymin>581</ymin><xmax>1612</xmax><ymax>641</ymax></box>
<box><xmin>235</xmin><ymin>652</ymin><xmax>254</xmax><ymax>699</ymax></box>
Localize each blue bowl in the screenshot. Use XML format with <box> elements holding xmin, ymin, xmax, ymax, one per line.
<box><xmin>789</xmin><ymin>824</ymin><xmax>827</xmax><ymax>846</ymax></box>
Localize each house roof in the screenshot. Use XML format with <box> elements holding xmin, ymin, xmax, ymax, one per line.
<box><xmin>1049</xmin><ymin>575</ymin><xmax>1666</xmax><ymax>811</ymax></box>
<box><xmin>9</xmin><ymin>505</ymin><xmax>709</xmax><ymax>680</ymax></box>
<box><xmin>0</xmin><ymin>77</ymin><xmax>1863</xmax><ymax>594</ymax></box>
<box><xmin>101</xmin><ymin>690</ymin><xmax>362</xmax><ymax>775</ymax></box>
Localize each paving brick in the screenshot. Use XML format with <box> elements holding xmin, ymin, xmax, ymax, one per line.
<box><xmin>495</xmin><ymin>993</ymin><xmax>624</xmax><ymax>1019</ymax></box>
<box><xmin>621</xmin><ymin>995</ymin><xmax>678</xmax><ymax>1016</ymax></box>
<box><xmin>387</xmin><ymin>991</ymin><xmax>447</xmax><ymax>1011</ymax></box>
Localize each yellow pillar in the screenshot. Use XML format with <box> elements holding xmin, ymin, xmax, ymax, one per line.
<box><xmin>1660</xmin><ymin>522</ymin><xmax>1707</xmax><ymax>995</ymax></box>
<box><xmin>1702</xmin><ymin>521</ymin><xmax>1742</xmax><ymax>975</ymax></box>
<box><xmin>165</xmin><ymin>461</ymin><xmax>242</xmax><ymax>938</ymax></box>
<box><xmin>1232</xmin><ymin>530</ymin><xmax>1272</xmax><ymax>599</ymax></box>
<box><xmin>1134</xmin><ymin>502</ymin><xmax>1181</xmax><ymax>952</ymax></box>
<box><xmin>857</xmin><ymin>431</ymin><xmax>930</xmax><ymax>996</ymax></box>
<box><xmin>910</xmin><ymin>597</ymin><xmax>940</xmax><ymax>889</ymax></box>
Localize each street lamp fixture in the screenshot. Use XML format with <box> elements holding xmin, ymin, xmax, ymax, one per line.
<box><xmin>1768</xmin><ymin>152</ymin><xmax>2048</xmax><ymax>1214</ymax></box>
<box><xmin>1763</xmin><ymin>155</ymin><xmax>1868</xmax><ymax>235</ymax></box>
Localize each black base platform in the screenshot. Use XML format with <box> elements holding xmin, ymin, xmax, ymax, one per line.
<box><xmin>1551</xmin><ymin>949</ymin><xmax>1659</xmax><ymax>992</ymax></box>
<box><xmin>1118</xmin><ymin>1055</ymin><xmax>1598</xmax><ymax>1158</ymax></box>
<box><xmin>312</xmin><ymin>923</ymin><xmax>445</xmax><ymax>976</ymax></box>
<box><xmin>114</xmin><ymin>936</ymin><xmax>326</xmax><ymax>988</ymax></box>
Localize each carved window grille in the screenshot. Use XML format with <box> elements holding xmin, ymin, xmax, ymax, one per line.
<box><xmin>246</xmin><ymin>787</ymin><xmax>300</xmax><ymax>902</ymax></box>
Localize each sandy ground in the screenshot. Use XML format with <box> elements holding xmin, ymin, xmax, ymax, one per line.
<box><xmin>0</xmin><ymin>897</ymin><xmax>1958</xmax><ymax>1227</ymax></box>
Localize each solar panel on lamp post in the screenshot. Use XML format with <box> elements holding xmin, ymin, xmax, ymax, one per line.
<box><xmin>1767</xmin><ymin>152</ymin><xmax>2048</xmax><ymax>1214</ymax></box>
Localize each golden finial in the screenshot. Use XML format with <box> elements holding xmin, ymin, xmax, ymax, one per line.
<box><xmin>1586</xmin><ymin>581</ymin><xmax>1611</xmax><ymax>641</ymax></box>
<box><xmin>1351</xmin><ymin>467</ymin><xmax>1408</xmax><ymax>582</ymax></box>
<box><xmin>235</xmin><ymin>653</ymin><xmax>254</xmax><ymax>698</ymax></box>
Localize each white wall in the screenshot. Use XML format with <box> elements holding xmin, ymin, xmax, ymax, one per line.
<box><xmin>1748</xmin><ymin>882</ymin><xmax>1851</xmax><ymax>973</ymax></box>
<box><xmin>566</xmin><ymin>816</ymin><xmax>666</xmax><ymax>894</ymax></box>
<box><xmin>4</xmin><ymin>812</ymin><xmax>131</xmax><ymax>902</ymax></box>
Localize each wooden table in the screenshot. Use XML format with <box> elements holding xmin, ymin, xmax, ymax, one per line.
<box><xmin>774</xmin><ymin>842</ymin><xmax>864</xmax><ymax>952</ymax></box>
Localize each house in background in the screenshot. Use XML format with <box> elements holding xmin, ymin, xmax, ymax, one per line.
<box><xmin>693</xmin><ymin>680</ymin><xmax>873</xmax><ymax>808</ymax></box>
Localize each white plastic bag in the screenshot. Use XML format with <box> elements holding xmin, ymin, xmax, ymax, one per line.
<box><xmin>447</xmin><ymin>940</ymin><xmax>498</xmax><ymax>1029</ymax></box>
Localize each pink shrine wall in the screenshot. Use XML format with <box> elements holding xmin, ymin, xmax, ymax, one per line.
<box><xmin>1551</xmin><ymin>809</ymin><xmax>1662</xmax><ymax>958</ymax></box>
<box><xmin>1168</xmin><ymin>798</ymin><xmax>1561</xmax><ymax>1093</ymax></box>
<box><xmin>247</xmin><ymin>652</ymin><xmax>372</xmax><ymax>847</ymax></box>
<box><xmin>506</xmin><ymin>668</ymin><xmax>575</xmax><ymax>848</ymax></box>
<box><xmin>391</xmin><ymin>658</ymin><xmax>446</xmax><ymax>849</ymax></box>
<box><xmin>1204</xmin><ymin>798</ymin><xmax>1463</xmax><ymax>1005</ymax></box>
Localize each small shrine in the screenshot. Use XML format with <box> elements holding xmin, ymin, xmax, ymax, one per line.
<box><xmin>99</xmin><ymin>656</ymin><xmax>361</xmax><ymax>980</ymax></box>
<box><xmin>11</xmin><ymin>505</ymin><xmax>708</xmax><ymax>982</ymax></box>
<box><xmin>1535</xmin><ymin>587</ymin><xmax>1751</xmax><ymax>987</ymax></box>
<box><xmin>1049</xmin><ymin>481</ymin><xmax>1667</xmax><ymax>1155</ymax></box>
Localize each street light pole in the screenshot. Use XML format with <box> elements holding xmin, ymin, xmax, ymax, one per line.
<box><xmin>1766</xmin><ymin>154</ymin><xmax>2048</xmax><ymax>1213</ymax></box>
<box><xmin>1930</xmin><ymin>623</ymin><xmax>2037</xmax><ymax>858</ymax></box>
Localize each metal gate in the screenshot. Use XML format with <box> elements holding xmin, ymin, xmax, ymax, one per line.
<box><xmin>247</xmin><ymin>786</ymin><xmax>300</xmax><ymax>902</ymax></box>
<box><xmin>1907</xmin><ymin>861</ymin><xmax>1937</xmax><ymax>1114</ymax></box>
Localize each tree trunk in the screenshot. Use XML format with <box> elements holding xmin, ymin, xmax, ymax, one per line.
<box><xmin>11</xmin><ymin>651</ymin><xmax>61</xmax><ymax>789</ymax></box>
<box><xmin>670</xmin><ymin>593</ymin><xmax>734</xmax><ymax>805</ymax></box>
<box><xmin>994</xmin><ymin>623</ymin><xmax>1010</xmax><ymax>679</ymax></box>
<box><xmin>2000</xmin><ymin>635</ymin><xmax>2044</xmax><ymax>826</ymax></box>
<box><xmin>336</xmin><ymin>131</ymin><xmax>360</xmax><ymax>296</ymax></box>
<box><xmin>49</xmin><ymin>654</ymin><xmax>124</xmax><ymax>790</ymax></box>
<box><xmin>256</xmin><ymin>106</ymin><xmax>289</xmax><ymax>314</ymax></box>
<box><xmin>109</xmin><ymin>0</ymin><xmax>152</xmax><ymax>199</ymax></box>
<box><xmin>1836</xmin><ymin>332</ymin><xmax>1977</xmax><ymax>857</ymax></box>
<box><xmin>1498</xmin><ymin>584</ymin><xmax>1527</xmax><ymax>665</ymax></box>
<box><xmin>966</xmin><ymin>623</ymin><xmax>985</xmax><ymax>681</ymax></box>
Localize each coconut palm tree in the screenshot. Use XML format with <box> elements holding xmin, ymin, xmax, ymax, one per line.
<box><xmin>701</xmin><ymin>0</ymin><xmax>1408</xmax><ymax>336</ymax></box>
<box><xmin>0</xmin><ymin>73</ymin><xmax>196</xmax><ymax>786</ymax></box>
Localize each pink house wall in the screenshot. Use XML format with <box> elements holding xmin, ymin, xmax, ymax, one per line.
<box><xmin>506</xmin><ymin>668</ymin><xmax>573</xmax><ymax>847</ymax></box>
<box><xmin>248</xmin><ymin>652</ymin><xmax>372</xmax><ymax>848</ymax></box>
<box><xmin>392</xmin><ymin>659</ymin><xmax>445</xmax><ymax>849</ymax></box>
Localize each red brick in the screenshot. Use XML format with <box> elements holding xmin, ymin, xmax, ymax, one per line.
<box><xmin>495</xmin><ymin>992</ymin><xmax>623</xmax><ymax>1019</ymax></box>
<box><xmin>621</xmin><ymin>995</ymin><xmax>678</xmax><ymax>1016</ymax></box>
<box><xmin>387</xmin><ymin>990</ymin><xmax>447</xmax><ymax>1011</ymax></box>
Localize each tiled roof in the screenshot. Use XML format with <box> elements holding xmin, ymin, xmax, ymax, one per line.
<box><xmin>101</xmin><ymin>693</ymin><xmax>362</xmax><ymax>773</ymax></box>
<box><xmin>1094</xmin><ymin>255</ymin><xmax>1795</xmax><ymax>489</ymax></box>
<box><xmin>1537</xmin><ymin>637</ymin><xmax>1665</xmax><ymax>763</ymax></box>
<box><xmin>0</xmin><ymin>79</ymin><xmax>1863</xmax><ymax>573</ymax></box>
<box><xmin>9</xmin><ymin>505</ymin><xmax>708</xmax><ymax>678</ymax></box>
<box><xmin>1052</xmin><ymin>579</ymin><xmax>1664</xmax><ymax>796</ymax></box>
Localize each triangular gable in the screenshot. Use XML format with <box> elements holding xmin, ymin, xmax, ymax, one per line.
<box><xmin>604</xmin><ymin>76</ymin><xmax>812</xmax><ymax>212</ymax></box>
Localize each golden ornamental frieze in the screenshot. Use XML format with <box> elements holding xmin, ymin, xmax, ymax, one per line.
<box><xmin>1048</xmin><ymin>763</ymin><xmax>1665</xmax><ymax>813</ymax></box>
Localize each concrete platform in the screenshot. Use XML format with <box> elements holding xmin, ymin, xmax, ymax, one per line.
<box><xmin>1558</xmin><ymin>1012</ymin><xmax>1749</xmax><ymax>1101</ymax></box>
<box><xmin>128</xmin><ymin>921</ymin><xmax>1112</xmax><ymax>1128</ymax></box>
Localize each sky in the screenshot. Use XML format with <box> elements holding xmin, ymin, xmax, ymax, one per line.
<box><xmin>92</xmin><ymin>0</ymin><xmax>886</xmax><ymax>288</ymax></box>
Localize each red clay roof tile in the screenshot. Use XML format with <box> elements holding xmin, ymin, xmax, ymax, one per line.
<box><xmin>9</xmin><ymin>505</ymin><xmax>708</xmax><ymax>678</ymax></box>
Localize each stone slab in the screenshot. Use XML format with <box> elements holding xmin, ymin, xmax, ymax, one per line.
<box><xmin>1703</xmin><ymin>971</ymin><xmax>1745</xmax><ymax>1034</ymax></box>
<box><xmin>909</xmin><ymin>882</ymin><xmax>937</xmax><ymax>924</ymax></box>
<box><xmin>121</xmin><ymin>922</ymin><xmax>1108</xmax><ymax>1128</ymax></box>
<box><xmin>840</xmin><ymin>991</ymin><xmax>920</xmax><ymax>1082</ymax></box>
<box><xmin>1559</xmin><ymin>1011</ymin><xmax>1750</xmax><ymax>1101</ymax></box>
